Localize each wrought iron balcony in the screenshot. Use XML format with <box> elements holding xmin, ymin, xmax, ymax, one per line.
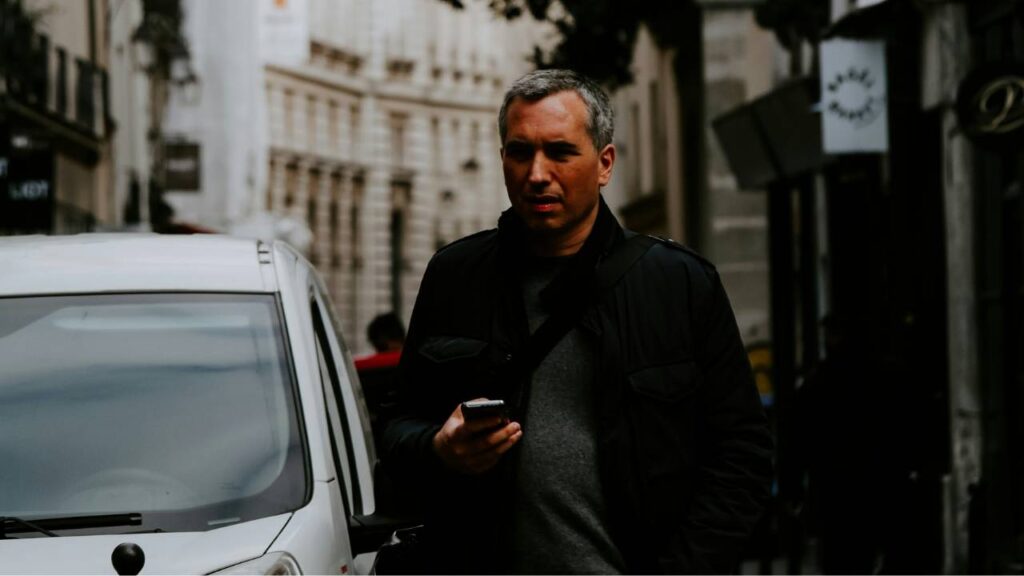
<box><xmin>0</xmin><ymin>0</ymin><xmax>111</xmax><ymax>147</ymax></box>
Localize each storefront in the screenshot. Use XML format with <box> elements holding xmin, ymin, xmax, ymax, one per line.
<box><xmin>714</xmin><ymin>0</ymin><xmax>955</xmax><ymax>571</ymax></box>
<box><xmin>964</xmin><ymin>0</ymin><xmax>1024</xmax><ymax>571</ymax></box>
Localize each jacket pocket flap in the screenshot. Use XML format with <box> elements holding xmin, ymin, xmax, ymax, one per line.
<box><xmin>418</xmin><ymin>336</ymin><xmax>489</xmax><ymax>363</ymax></box>
<box><xmin>628</xmin><ymin>360</ymin><xmax>700</xmax><ymax>401</ymax></box>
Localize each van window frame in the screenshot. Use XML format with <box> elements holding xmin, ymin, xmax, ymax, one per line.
<box><xmin>311</xmin><ymin>296</ymin><xmax>363</xmax><ymax>516</ymax></box>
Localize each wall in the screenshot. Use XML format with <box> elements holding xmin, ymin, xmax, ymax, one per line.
<box><xmin>261</xmin><ymin>0</ymin><xmax>547</xmax><ymax>353</ymax></box>
<box><xmin>702</xmin><ymin>8</ymin><xmax>779</xmax><ymax>345</ymax></box>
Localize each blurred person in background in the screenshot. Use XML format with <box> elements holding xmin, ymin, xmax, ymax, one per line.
<box><xmin>383</xmin><ymin>69</ymin><xmax>773</xmax><ymax>574</ymax></box>
<box><xmin>355</xmin><ymin>312</ymin><xmax>406</xmax><ymax>449</ymax></box>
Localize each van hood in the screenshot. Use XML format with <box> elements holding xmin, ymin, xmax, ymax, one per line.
<box><xmin>0</xmin><ymin>513</ymin><xmax>291</xmax><ymax>575</ymax></box>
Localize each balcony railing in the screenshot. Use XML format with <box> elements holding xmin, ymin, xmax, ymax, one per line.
<box><xmin>0</xmin><ymin>0</ymin><xmax>111</xmax><ymax>142</ymax></box>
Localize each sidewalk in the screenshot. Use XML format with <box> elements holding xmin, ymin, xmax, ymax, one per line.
<box><xmin>740</xmin><ymin>538</ymin><xmax>822</xmax><ymax>575</ymax></box>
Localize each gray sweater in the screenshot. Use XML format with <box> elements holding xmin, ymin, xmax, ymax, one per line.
<box><xmin>509</xmin><ymin>257</ymin><xmax>627</xmax><ymax>574</ymax></box>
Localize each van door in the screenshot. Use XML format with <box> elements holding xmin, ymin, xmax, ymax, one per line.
<box><xmin>309</xmin><ymin>284</ymin><xmax>376</xmax><ymax>515</ymax></box>
<box><xmin>309</xmin><ymin>294</ymin><xmax>358</xmax><ymax>572</ymax></box>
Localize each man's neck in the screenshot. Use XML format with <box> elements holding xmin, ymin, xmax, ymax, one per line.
<box><xmin>528</xmin><ymin>233</ymin><xmax>588</xmax><ymax>258</ymax></box>
<box><xmin>526</xmin><ymin>209</ymin><xmax>599</xmax><ymax>257</ymax></box>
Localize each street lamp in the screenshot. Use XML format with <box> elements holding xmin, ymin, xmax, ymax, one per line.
<box><xmin>130</xmin><ymin>0</ymin><xmax>191</xmax><ymax>232</ymax></box>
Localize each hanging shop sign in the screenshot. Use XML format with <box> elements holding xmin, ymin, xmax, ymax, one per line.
<box><xmin>164</xmin><ymin>141</ymin><xmax>201</xmax><ymax>192</ymax></box>
<box><xmin>820</xmin><ymin>39</ymin><xmax>889</xmax><ymax>154</ymax></box>
<box><xmin>0</xmin><ymin>131</ymin><xmax>55</xmax><ymax>233</ymax></box>
<box><xmin>956</xmin><ymin>61</ymin><xmax>1024</xmax><ymax>152</ymax></box>
<box><xmin>260</xmin><ymin>0</ymin><xmax>310</xmax><ymax>66</ymax></box>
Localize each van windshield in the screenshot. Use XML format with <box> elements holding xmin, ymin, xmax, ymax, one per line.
<box><xmin>0</xmin><ymin>293</ymin><xmax>307</xmax><ymax>536</ymax></box>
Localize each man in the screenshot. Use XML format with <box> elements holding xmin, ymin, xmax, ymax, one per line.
<box><xmin>355</xmin><ymin>312</ymin><xmax>407</xmax><ymax>450</ymax></box>
<box><xmin>355</xmin><ymin>312</ymin><xmax>406</xmax><ymax>373</ymax></box>
<box><xmin>382</xmin><ymin>69</ymin><xmax>773</xmax><ymax>574</ymax></box>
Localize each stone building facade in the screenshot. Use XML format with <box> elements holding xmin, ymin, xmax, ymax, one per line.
<box><xmin>603</xmin><ymin>10</ymin><xmax>782</xmax><ymax>346</ymax></box>
<box><xmin>263</xmin><ymin>0</ymin><xmax>542</xmax><ymax>353</ymax></box>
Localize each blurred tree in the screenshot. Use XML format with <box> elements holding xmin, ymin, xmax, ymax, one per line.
<box><xmin>437</xmin><ymin>0</ymin><xmax>694</xmax><ymax>90</ymax></box>
<box><xmin>438</xmin><ymin>0</ymin><xmax>830</xmax><ymax>88</ymax></box>
<box><xmin>133</xmin><ymin>0</ymin><xmax>189</xmax><ymax>80</ymax></box>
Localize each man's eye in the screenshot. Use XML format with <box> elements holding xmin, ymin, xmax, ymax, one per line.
<box><xmin>546</xmin><ymin>146</ymin><xmax>577</xmax><ymax>160</ymax></box>
<box><xmin>505</xmin><ymin>146</ymin><xmax>531</xmax><ymax>159</ymax></box>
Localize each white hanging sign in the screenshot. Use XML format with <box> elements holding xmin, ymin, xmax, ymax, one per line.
<box><xmin>820</xmin><ymin>39</ymin><xmax>889</xmax><ymax>154</ymax></box>
<box><xmin>260</xmin><ymin>0</ymin><xmax>310</xmax><ymax>66</ymax></box>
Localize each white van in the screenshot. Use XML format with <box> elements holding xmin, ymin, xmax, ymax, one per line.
<box><xmin>0</xmin><ymin>235</ymin><xmax>409</xmax><ymax>574</ymax></box>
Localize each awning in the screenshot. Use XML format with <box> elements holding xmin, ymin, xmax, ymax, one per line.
<box><xmin>711</xmin><ymin>77</ymin><xmax>826</xmax><ymax>190</ymax></box>
<box><xmin>823</xmin><ymin>0</ymin><xmax>915</xmax><ymax>40</ymax></box>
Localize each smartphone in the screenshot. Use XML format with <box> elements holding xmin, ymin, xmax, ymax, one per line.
<box><xmin>461</xmin><ymin>399</ymin><xmax>508</xmax><ymax>422</ymax></box>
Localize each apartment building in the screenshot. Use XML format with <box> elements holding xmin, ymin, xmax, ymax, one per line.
<box><xmin>1</xmin><ymin>0</ymin><xmax>114</xmax><ymax>235</ymax></box>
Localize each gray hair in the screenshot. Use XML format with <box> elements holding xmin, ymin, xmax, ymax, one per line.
<box><xmin>498</xmin><ymin>69</ymin><xmax>615</xmax><ymax>151</ymax></box>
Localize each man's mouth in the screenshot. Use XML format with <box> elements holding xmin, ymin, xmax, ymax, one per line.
<box><xmin>525</xmin><ymin>195</ymin><xmax>560</xmax><ymax>213</ymax></box>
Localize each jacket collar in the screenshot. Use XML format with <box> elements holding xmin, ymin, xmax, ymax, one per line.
<box><xmin>496</xmin><ymin>195</ymin><xmax>623</xmax><ymax>262</ymax></box>
<box><xmin>496</xmin><ymin>195</ymin><xmax>624</xmax><ymax>309</ymax></box>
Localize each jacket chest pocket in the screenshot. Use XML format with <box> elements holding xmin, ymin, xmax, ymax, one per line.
<box><xmin>417</xmin><ymin>336</ymin><xmax>494</xmax><ymax>404</ymax></box>
<box><xmin>625</xmin><ymin>360</ymin><xmax>701</xmax><ymax>479</ymax></box>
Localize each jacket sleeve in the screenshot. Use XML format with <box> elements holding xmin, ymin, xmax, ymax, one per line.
<box><xmin>380</xmin><ymin>256</ymin><xmax>450</xmax><ymax>496</ymax></box>
<box><xmin>662</xmin><ymin>265</ymin><xmax>774</xmax><ymax>574</ymax></box>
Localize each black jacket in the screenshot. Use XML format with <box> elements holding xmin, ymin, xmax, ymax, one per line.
<box><xmin>382</xmin><ymin>201</ymin><xmax>773</xmax><ymax>574</ymax></box>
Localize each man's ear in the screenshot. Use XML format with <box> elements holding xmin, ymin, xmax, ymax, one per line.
<box><xmin>597</xmin><ymin>144</ymin><xmax>616</xmax><ymax>186</ymax></box>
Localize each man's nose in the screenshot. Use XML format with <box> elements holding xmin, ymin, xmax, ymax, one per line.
<box><xmin>527</xmin><ymin>153</ymin><xmax>550</xmax><ymax>188</ymax></box>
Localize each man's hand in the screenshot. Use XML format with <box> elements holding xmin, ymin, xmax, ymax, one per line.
<box><xmin>432</xmin><ymin>398</ymin><xmax>522</xmax><ymax>475</ymax></box>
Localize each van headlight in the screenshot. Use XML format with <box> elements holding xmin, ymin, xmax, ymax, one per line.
<box><xmin>211</xmin><ymin>552</ymin><xmax>301</xmax><ymax>575</ymax></box>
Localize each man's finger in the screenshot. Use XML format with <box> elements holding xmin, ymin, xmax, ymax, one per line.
<box><xmin>464</xmin><ymin>421</ymin><xmax>521</xmax><ymax>456</ymax></box>
<box><xmin>492</xmin><ymin>428</ymin><xmax>523</xmax><ymax>456</ymax></box>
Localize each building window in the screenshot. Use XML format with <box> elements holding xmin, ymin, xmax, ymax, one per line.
<box><xmin>284</xmin><ymin>90</ymin><xmax>295</xmax><ymax>140</ymax></box>
<box><xmin>469</xmin><ymin>120</ymin><xmax>480</xmax><ymax>162</ymax></box>
<box><xmin>431</xmin><ymin>116</ymin><xmax>441</xmax><ymax>174</ymax></box>
<box><xmin>436</xmin><ymin>189</ymin><xmax>456</xmax><ymax>249</ymax></box>
<box><xmin>390</xmin><ymin>112</ymin><xmax>408</xmax><ymax>168</ymax></box>
<box><xmin>266</xmin><ymin>160</ymin><xmax>275</xmax><ymax>210</ymax></box>
<box><xmin>329</xmin><ymin>173</ymin><xmax>342</xmax><ymax>265</ymax></box>
<box><xmin>307</xmin><ymin>169</ymin><xmax>320</xmax><ymax>263</ymax></box>
<box><xmin>450</xmin><ymin>118</ymin><xmax>460</xmax><ymax>173</ymax></box>
<box><xmin>349</xmin><ymin>175</ymin><xmax>364</xmax><ymax>338</ymax></box>
<box><xmin>630</xmin><ymin>102</ymin><xmax>642</xmax><ymax>200</ymax></box>
<box><xmin>329</xmin><ymin>100</ymin><xmax>340</xmax><ymax>155</ymax></box>
<box><xmin>650</xmin><ymin>80</ymin><xmax>667</xmax><ymax>193</ymax></box>
<box><xmin>285</xmin><ymin>163</ymin><xmax>298</xmax><ymax>209</ymax></box>
<box><xmin>307</xmin><ymin>95</ymin><xmax>318</xmax><ymax>150</ymax></box>
<box><xmin>350</xmin><ymin>104</ymin><xmax>361</xmax><ymax>158</ymax></box>
<box><xmin>390</xmin><ymin>180</ymin><xmax>411</xmax><ymax>316</ymax></box>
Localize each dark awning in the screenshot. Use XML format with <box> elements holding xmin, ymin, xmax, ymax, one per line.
<box><xmin>823</xmin><ymin>0</ymin><xmax>915</xmax><ymax>40</ymax></box>
<box><xmin>711</xmin><ymin>77</ymin><xmax>826</xmax><ymax>191</ymax></box>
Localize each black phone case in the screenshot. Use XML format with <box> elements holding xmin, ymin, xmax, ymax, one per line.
<box><xmin>461</xmin><ymin>400</ymin><xmax>507</xmax><ymax>421</ymax></box>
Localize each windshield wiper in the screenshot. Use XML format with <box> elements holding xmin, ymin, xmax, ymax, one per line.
<box><xmin>1</xmin><ymin>516</ymin><xmax>58</xmax><ymax>538</ymax></box>
<box><xmin>1</xmin><ymin>513</ymin><xmax>142</xmax><ymax>538</ymax></box>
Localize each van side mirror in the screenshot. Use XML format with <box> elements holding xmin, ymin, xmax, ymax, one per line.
<box><xmin>368</xmin><ymin>524</ymin><xmax>427</xmax><ymax>575</ymax></box>
<box><xmin>348</xmin><ymin>461</ymin><xmax>422</xmax><ymax>555</ymax></box>
<box><xmin>348</xmin><ymin>513</ymin><xmax>419</xmax><ymax>555</ymax></box>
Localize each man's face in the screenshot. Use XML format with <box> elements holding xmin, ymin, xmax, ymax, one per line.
<box><xmin>501</xmin><ymin>91</ymin><xmax>615</xmax><ymax>255</ymax></box>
